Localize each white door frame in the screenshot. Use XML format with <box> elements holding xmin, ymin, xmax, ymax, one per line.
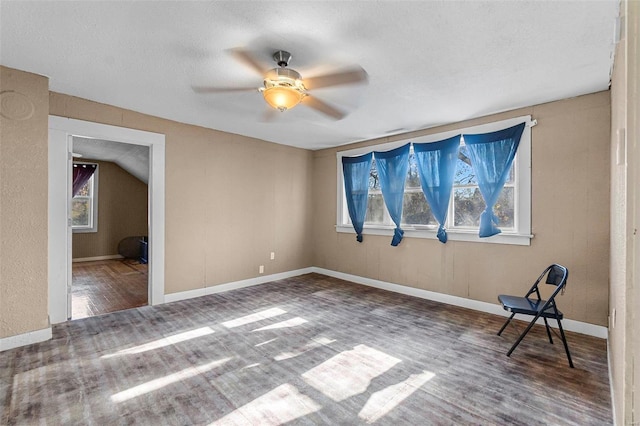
<box><xmin>48</xmin><ymin>116</ymin><xmax>165</xmax><ymax>323</ymax></box>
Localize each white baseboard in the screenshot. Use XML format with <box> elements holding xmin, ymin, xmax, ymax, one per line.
<box><xmin>164</xmin><ymin>287</ymin><xmax>207</xmax><ymax>303</ymax></box>
<box><xmin>72</xmin><ymin>254</ymin><xmax>124</xmax><ymax>263</ymax></box>
<box><xmin>311</xmin><ymin>267</ymin><xmax>608</xmax><ymax>339</ymax></box>
<box><xmin>0</xmin><ymin>327</ymin><xmax>52</xmax><ymax>352</ymax></box>
<box><xmin>164</xmin><ymin>267</ymin><xmax>315</xmax><ymax>303</ymax></box>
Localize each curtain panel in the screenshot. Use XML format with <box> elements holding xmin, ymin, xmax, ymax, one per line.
<box><xmin>342</xmin><ymin>152</ymin><xmax>373</xmax><ymax>242</ymax></box>
<box><xmin>463</xmin><ymin>122</ymin><xmax>525</xmax><ymax>237</ymax></box>
<box><xmin>413</xmin><ymin>135</ymin><xmax>461</xmax><ymax>243</ymax></box>
<box><xmin>373</xmin><ymin>144</ymin><xmax>411</xmax><ymax>246</ymax></box>
<box><xmin>72</xmin><ymin>163</ymin><xmax>97</xmax><ymax>197</ymax></box>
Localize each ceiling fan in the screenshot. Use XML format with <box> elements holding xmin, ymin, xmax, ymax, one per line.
<box><xmin>193</xmin><ymin>49</ymin><xmax>368</xmax><ymax>120</ymax></box>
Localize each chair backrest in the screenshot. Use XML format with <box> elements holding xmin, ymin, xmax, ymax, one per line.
<box><xmin>545</xmin><ymin>264</ymin><xmax>568</xmax><ymax>285</ymax></box>
<box><xmin>544</xmin><ymin>264</ymin><xmax>569</xmax><ymax>295</ymax></box>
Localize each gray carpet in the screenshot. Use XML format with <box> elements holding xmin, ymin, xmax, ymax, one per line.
<box><xmin>1</xmin><ymin>273</ymin><xmax>612</xmax><ymax>425</ymax></box>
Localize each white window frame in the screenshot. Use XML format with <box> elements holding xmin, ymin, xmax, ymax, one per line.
<box><xmin>336</xmin><ymin>115</ymin><xmax>534</xmax><ymax>246</ymax></box>
<box><xmin>72</xmin><ymin>162</ymin><xmax>99</xmax><ymax>233</ymax></box>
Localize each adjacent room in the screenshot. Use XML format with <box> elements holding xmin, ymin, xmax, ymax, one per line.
<box><xmin>70</xmin><ymin>138</ymin><xmax>150</xmax><ymax>319</ymax></box>
<box><xmin>0</xmin><ymin>1</ymin><xmax>637</xmax><ymax>425</ymax></box>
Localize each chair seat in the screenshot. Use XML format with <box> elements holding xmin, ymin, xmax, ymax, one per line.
<box><xmin>498</xmin><ymin>295</ymin><xmax>564</xmax><ymax>319</ymax></box>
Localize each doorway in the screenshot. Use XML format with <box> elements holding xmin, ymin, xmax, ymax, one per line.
<box><xmin>70</xmin><ymin>138</ymin><xmax>150</xmax><ymax>319</ymax></box>
<box><xmin>48</xmin><ymin>117</ymin><xmax>165</xmax><ymax>324</ymax></box>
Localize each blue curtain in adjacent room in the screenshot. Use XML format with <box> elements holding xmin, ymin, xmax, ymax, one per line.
<box><xmin>413</xmin><ymin>135</ymin><xmax>461</xmax><ymax>243</ymax></box>
<box><xmin>373</xmin><ymin>144</ymin><xmax>410</xmax><ymax>246</ymax></box>
<box><xmin>464</xmin><ymin>122</ymin><xmax>526</xmax><ymax>237</ymax></box>
<box><xmin>342</xmin><ymin>152</ymin><xmax>373</xmax><ymax>242</ymax></box>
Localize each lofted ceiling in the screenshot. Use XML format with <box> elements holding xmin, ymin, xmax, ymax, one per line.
<box><xmin>73</xmin><ymin>137</ymin><xmax>149</xmax><ymax>184</ymax></box>
<box><xmin>0</xmin><ymin>1</ymin><xmax>619</xmax><ymax>150</ymax></box>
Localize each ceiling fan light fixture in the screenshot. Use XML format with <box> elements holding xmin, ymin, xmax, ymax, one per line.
<box><xmin>262</xmin><ymin>86</ymin><xmax>305</xmax><ymax>112</ymax></box>
<box><xmin>199</xmin><ymin>49</ymin><xmax>363</xmax><ymax>119</ymax></box>
<box><xmin>260</xmin><ymin>67</ymin><xmax>306</xmax><ymax>112</ymax></box>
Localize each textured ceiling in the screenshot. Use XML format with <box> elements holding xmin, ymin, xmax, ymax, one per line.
<box><xmin>0</xmin><ymin>1</ymin><xmax>619</xmax><ymax>150</ymax></box>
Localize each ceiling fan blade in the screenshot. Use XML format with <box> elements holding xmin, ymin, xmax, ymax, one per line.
<box><xmin>304</xmin><ymin>67</ymin><xmax>368</xmax><ymax>90</ymax></box>
<box><xmin>192</xmin><ymin>86</ymin><xmax>257</xmax><ymax>94</ymax></box>
<box><xmin>303</xmin><ymin>96</ymin><xmax>347</xmax><ymax>120</ymax></box>
<box><xmin>229</xmin><ymin>48</ymin><xmax>270</xmax><ymax>76</ymax></box>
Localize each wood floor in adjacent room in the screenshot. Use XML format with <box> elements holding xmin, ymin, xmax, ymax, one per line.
<box><xmin>1</xmin><ymin>273</ymin><xmax>611</xmax><ymax>425</ymax></box>
<box><xmin>72</xmin><ymin>259</ymin><xmax>148</xmax><ymax>319</ymax></box>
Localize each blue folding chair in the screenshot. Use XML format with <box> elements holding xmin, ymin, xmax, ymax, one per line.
<box><xmin>497</xmin><ymin>264</ymin><xmax>574</xmax><ymax>368</ymax></box>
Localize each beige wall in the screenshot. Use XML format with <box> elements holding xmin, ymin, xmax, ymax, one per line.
<box><xmin>609</xmin><ymin>0</ymin><xmax>639</xmax><ymax>424</ymax></box>
<box><xmin>312</xmin><ymin>92</ymin><xmax>611</xmax><ymax>326</ymax></box>
<box><xmin>72</xmin><ymin>159</ymin><xmax>148</xmax><ymax>259</ymax></box>
<box><xmin>49</xmin><ymin>93</ymin><xmax>314</xmax><ymax>295</ymax></box>
<box><xmin>0</xmin><ymin>66</ymin><xmax>50</xmax><ymax>338</ymax></box>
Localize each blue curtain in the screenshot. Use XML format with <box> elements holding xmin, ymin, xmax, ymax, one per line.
<box><xmin>464</xmin><ymin>122</ymin><xmax>526</xmax><ymax>237</ymax></box>
<box><xmin>374</xmin><ymin>144</ymin><xmax>410</xmax><ymax>246</ymax></box>
<box><xmin>413</xmin><ymin>135</ymin><xmax>461</xmax><ymax>243</ymax></box>
<box><xmin>342</xmin><ymin>152</ymin><xmax>373</xmax><ymax>242</ymax></box>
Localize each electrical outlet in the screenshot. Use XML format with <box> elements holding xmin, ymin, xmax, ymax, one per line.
<box><xmin>259</xmin><ymin>265</ymin><xmax>264</xmax><ymax>274</ymax></box>
<box><xmin>270</xmin><ymin>252</ymin><xmax>275</xmax><ymax>260</ymax></box>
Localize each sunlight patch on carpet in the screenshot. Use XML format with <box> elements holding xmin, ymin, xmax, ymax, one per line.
<box><xmin>358</xmin><ymin>370</ymin><xmax>435</xmax><ymax>423</ymax></box>
<box><xmin>252</xmin><ymin>317</ymin><xmax>308</xmax><ymax>332</ymax></box>
<box><xmin>110</xmin><ymin>357</ymin><xmax>231</xmax><ymax>403</ymax></box>
<box><xmin>101</xmin><ymin>326</ymin><xmax>215</xmax><ymax>358</ymax></box>
<box><xmin>302</xmin><ymin>344</ymin><xmax>401</xmax><ymax>401</ymax></box>
<box><xmin>242</xmin><ymin>363</ymin><xmax>261</xmax><ymax>370</ymax></box>
<box><xmin>274</xmin><ymin>336</ymin><xmax>336</xmax><ymax>361</ymax></box>
<box><xmin>208</xmin><ymin>384</ymin><xmax>321</xmax><ymax>426</ymax></box>
<box><xmin>255</xmin><ymin>338</ymin><xmax>278</xmax><ymax>347</ymax></box>
<box><xmin>222</xmin><ymin>308</ymin><xmax>287</xmax><ymax>328</ymax></box>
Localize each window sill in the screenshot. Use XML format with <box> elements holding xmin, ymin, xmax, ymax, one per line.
<box><xmin>335</xmin><ymin>225</ymin><xmax>532</xmax><ymax>246</ymax></box>
<box><xmin>72</xmin><ymin>227</ymin><xmax>98</xmax><ymax>234</ymax></box>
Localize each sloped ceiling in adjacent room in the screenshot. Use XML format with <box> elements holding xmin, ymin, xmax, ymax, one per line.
<box><xmin>73</xmin><ymin>137</ymin><xmax>149</xmax><ymax>184</ymax></box>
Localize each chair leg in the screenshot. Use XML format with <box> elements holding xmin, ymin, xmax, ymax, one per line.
<box><xmin>506</xmin><ymin>314</ymin><xmax>541</xmax><ymax>357</ymax></box>
<box><xmin>497</xmin><ymin>313</ymin><xmax>516</xmax><ymax>336</ymax></box>
<box><xmin>543</xmin><ymin>317</ymin><xmax>553</xmax><ymax>344</ymax></box>
<box><xmin>556</xmin><ymin>318</ymin><xmax>575</xmax><ymax>368</ymax></box>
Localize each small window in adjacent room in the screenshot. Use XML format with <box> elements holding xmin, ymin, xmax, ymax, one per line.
<box><xmin>72</xmin><ymin>163</ymin><xmax>98</xmax><ymax>233</ymax></box>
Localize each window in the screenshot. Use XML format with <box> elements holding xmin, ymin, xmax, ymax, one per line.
<box><xmin>452</xmin><ymin>143</ymin><xmax>515</xmax><ymax>229</ymax></box>
<box><xmin>72</xmin><ymin>163</ymin><xmax>98</xmax><ymax>233</ymax></box>
<box><xmin>337</xmin><ymin>116</ymin><xmax>532</xmax><ymax>245</ymax></box>
<box><xmin>365</xmin><ymin>153</ymin><xmax>437</xmax><ymax>227</ymax></box>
